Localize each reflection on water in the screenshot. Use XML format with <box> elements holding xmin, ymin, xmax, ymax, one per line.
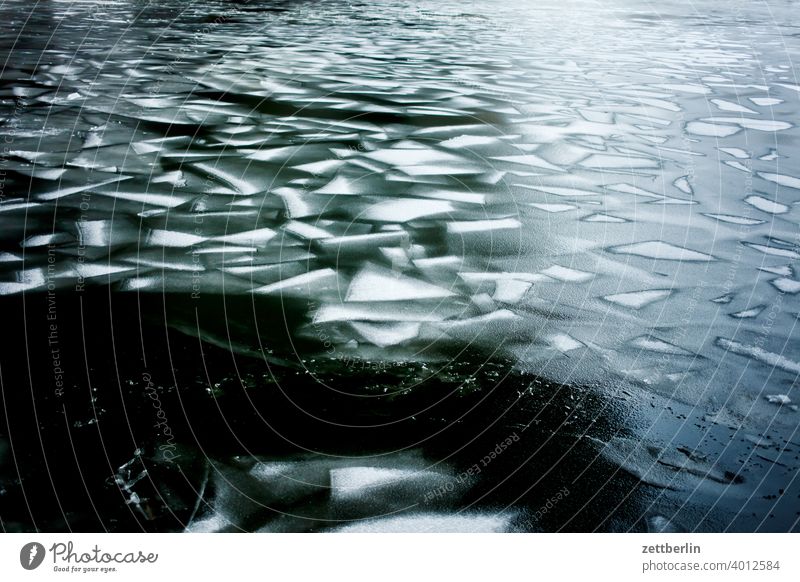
<box><xmin>0</xmin><ymin>0</ymin><xmax>799</xmax><ymax>532</ymax></box>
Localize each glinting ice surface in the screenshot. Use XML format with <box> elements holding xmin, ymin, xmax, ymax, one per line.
<box><xmin>1</xmin><ymin>0</ymin><xmax>799</xmax><ymax>533</ymax></box>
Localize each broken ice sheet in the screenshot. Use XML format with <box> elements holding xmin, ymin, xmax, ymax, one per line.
<box><xmin>603</xmin><ymin>289</ymin><xmax>672</xmax><ymax>309</ymax></box>
<box><xmin>346</xmin><ymin>264</ymin><xmax>455</xmax><ymax>302</ymax></box>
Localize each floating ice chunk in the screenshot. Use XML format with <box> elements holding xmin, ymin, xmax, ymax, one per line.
<box><xmin>246</xmin><ymin>145</ymin><xmax>303</xmax><ymax>162</ymax></box>
<box><xmin>283</xmin><ymin>221</ymin><xmax>332</xmax><ymax>240</ymax></box>
<box><xmin>292</xmin><ymin>159</ymin><xmax>344</xmax><ymax>175</ymax></box>
<box><xmin>744</xmin><ymin>195</ymin><xmax>788</xmax><ymax>214</ymax></box>
<box><xmin>362</xmin><ymin>199</ymin><xmax>454</xmax><ymax>222</ymax></box>
<box><xmin>710</xmin><ymin>99</ymin><xmax>758</xmax><ymax>114</ymax></box>
<box><xmin>211</xmin><ymin>228</ymin><xmax>277</xmax><ymax>246</ymax></box>
<box><xmin>446</xmin><ymin>218</ymin><xmax>520</xmax><ymax>234</ymax></box>
<box><xmin>529</xmin><ymin>203</ymin><xmax>577</xmax><ymax>213</ymax></box>
<box><xmin>36</xmin><ymin>176</ymin><xmax>132</xmax><ymax>201</ymax></box>
<box><xmin>317</xmin><ymin>231</ymin><xmax>410</xmax><ymax>256</ymax></box>
<box><xmin>151</xmin><ymin>171</ymin><xmax>187</xmax><ymax>187</ymax></box>
<box><xmin>703</xmin><ymin>213</ymin><xmax>765</xmax><ymax>225</ymax></box>
<box><xmin>719</xmin><ymin>147</ymin><xmax>750</xmax><ymax>159</ymax></box>
<box><xmin>75</xmin><ymin>263</ymin><xmax>136</xmax><ymax>280</ymax></box>
<box><xmin>610</xmin><ymin>241</ymin><xmax>714</xmax><ymax>261</ymax></box>
<box><xmin>332</xmin><ymin>513</ymin><xmax>510</xmax><ymax>533</ymax></box>
<box><xmin>716</xmin><ymin>338</ymin><xmax>800</xmax><ymax>374</ymax></box>
<box><xmin>364</xmin><ymin>148</ymin><xmax>465</xmax><ymax>166</ymax></box>
<box><xmin>399</xmin><ymin>164</ymin><xmax>488</xmax><ymax>176</ymax></box>
<box><xmin>685</xmin><ymin>121</ymin><xmax>741</xmax><ymax>137</ymax></box>
<box><xmin>350</xmin><ymin>322</ymin><xmax>420</xmax><ymax>347</ymax></box>
<box><xmin>757</xmin><ymin>172</ymin><xmax>800</xmax><ymax>190</ymax></box>
<box><xmin>724</xmin><ymin>161</ymin><xmax>751</xmax><ymax>173</ymax></box>
<box><xmin>749</xmin><ymin>97</ymin><xmax>782</xmax><ymax>106</ymax></box>
<box><xmin>731</xmin><ymin>306</ymin><xmax>765</xmax><ymax>319</ymax></box>
<box><xmin>759</xmin><ymin>265</ymin><xmax>792</xmax><ymax>277</ymax></box>
<box><xmin>516</xmin><ymin>184</ymin><xmax>598</xmax><ymax>197</ymax></box>
<box><xmin>775</xmin><ymin>83</ymin><xmax>800</xmax><ymax>92</ymax></box>
<box><xmin>540</xmin><ymin>265</ymin><xmax>593</xmax><ymax>282</ymax></box>
<box><xmin>702</xmin><ymin>117</ymin><xmax>792</xmax><ymax>131</ymax></box>
<box><xmin>765</xmin><ymin>394</ymin><xmax>791</xmax><ymax>405</ymax></box>
<box><xmin>631</xmin><ymin>336</ymin><xmax>692</xmax><ymax>356</ymax></box>
<box><xmin>329</xmin><ymin>466</ymin><xmax>439</xmax><ymax>500</ymax></box>
<box><xmin>603</xmin><ymin>289</ymin><xmax>671</xmax><ymax>309</ymax></box>
<box><xmin>253</xmin><ymin>268</ymin><xmax>339</xmax><ymax>296</ymax></box>
<box><xmin>346</xmin><ymin>264</ymin><xmax>455</xmax><ymax>302</ymax></box>
<box><xmin>21</xmin><ymin>232</ymin><xmax>73</xmax><ymax>247</ymax></box>
<box><xmin>659</xmin><ymin>83</ymin><xmax>710</xmax><ymax>94</ymax></box>
<box><xmin>673</xmin><ymin>176</ymin><xmax>692</xmax><ymax>194</ymax></box>
<box><xmin>772</xmin><ymin>278</ymin><xmax>800</xmax><ymax>293</ymax></box>
<box><xmin>491</xmin><ymin>154</ymin><xmax>563</xmax><ymax>172</ymax></box>
<box><xmin>313</xmin><ymin>174</ymin><xmax>371</xmax><ymax>195</ymax></box>
<box><xmin>548</xmin><ymin>333</ymin><xmax>584</xmax><ymax>352</ymax></box>
<box><xmin>147</xmin><ymin>229</ymin><xmax>206</xmax><ymax>247</ymax></box>
<box><xmin>440</xmin><ymin>135</ymin><xmax>500</xmax><ymax>149</ymax></box>
<box><xmin>712</xmin><ymin>294</ymin><xmax>734</xmax><ymax>304</ymax></box>
<box><xmin>742</xmin><ymin>242</ymin><xmax>800</xmax><ymax>259</ymax></box>
<box><xmin>580</xmin><ymin>154</ymin><xmax>659</xmax><ymax>169</ymax></box>
<box><xmin>493</xmin><ymin>279</ymin><xmax>532</xmax><ymax>303</ymax></box>
<box><xmin>313</xmin><ymin>302</ymin><xmax>460</xmax><ymax>324</ymax></box>
<box><xmin>583</xmin><ymin>213</ymin><xmax>626</xmax><ymax>223</ymax></box>
<box><xmin>0</xmin><ymin>252</ymin><xmax>21</xmax><ymax>263</ymax></box>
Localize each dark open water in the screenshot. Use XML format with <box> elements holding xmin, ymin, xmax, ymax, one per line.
<box><xmin>1</xmin><ymin>0</ymin><xmax>799</xmax><ymax>532</ymax></box>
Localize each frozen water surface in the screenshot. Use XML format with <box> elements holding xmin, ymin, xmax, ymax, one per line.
<box><xmin>1</xmin><ymin>0</ymin><xmax>799</xmax><ymax>533</ymax></box>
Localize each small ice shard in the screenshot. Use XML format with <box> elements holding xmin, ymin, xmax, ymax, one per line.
<box><xmin>710</xmin><ymin>99</ymin><xmax>758</xmax><ymax>114</ymax></box>
<box><xmin>716</xmin><ymin>338</ymin><xmax>800</xmax><ymax>374</ymax></box>
<box><xmin>398</xmin><ymin>163</ymin><xmax>487</xmax><ymax>176</ymax></box>
<box><xmin>529</xmin><ymin>203</ymin><xmax>577</xmax><ymax>213</ymax></box>
<box><xmin>603</xmin><ymin>289</ymin><xmax>672</xmax><ymax>309</ymax></box>
<box><xmin>292</xmin><ymin>159</ymin><xmax>344</xmax><ymax>175</ymax></box>
<box><xmin>702</xmin><ymin>117</ymin><xmax>792</xmax><ymax>131</ymax></box>
<box><xmin>548</xmin><ymin>333</ymin><xmax>584</xmax><ymax>352</ymax></box>
<box><xmin>350</xmin><ymin>322</ymin><xmax>421</xmax><ymax>347</ymax></box>
<box><xmin>313</xmin><ymin>302</ymin><xmax>460</xmax><ymax>324</ymax></box>
<box><xmin>712</xmin><ymin>294</ymin><xmax>734</xmax><ymax>304</ymax></box>
<box><xmin>631</xmin><ymin>336</ymin><xmax>693</xmax><ymax>356</ymax></box>
<box><xmin>742</xmin><ymin>242</ymin><xmax>800</xmax><ymax>259</ymax></box>
<box><xmin>317</xmin><ymin>231</ymin><xmax>410</xmax><ymax>256</ymax></box>
<box><xmin>749</xmin><ymin>97</ymin><xmax>782</xmax><ymax>106</ymax></box>
<box><xmin>703</xmin><ymin>213</ymin><xmax>765</xmax><ymax>226</ymax></box>
<box><xmin>724</xmin><ymin>160</ymin><xmax>751</xmax><ymax>173</ymax></box>
<box><xmin>492</xmin><ymin>279</ymin><xmax>532</xmax><ymax>303</ymax></box>
<box><xmin>364</xmin><ymin>147</ymin><xmax>465</xmax><ymax>166</ymax></box>
<box><xmin>719</xmin><ymin>147</ymin><xmax>750</xmax><ymax>159</ymax></box>
<box><xmin>20</xmin><ymin>232</ymin><xmax>73</xmax><ymax>247</ymax></box>
<box><xmin>283</xmin><ymin>221</ymin><xmax>332</xmax><ymax>240</ymax></box>
<box><xmin>491</xmin><ymin>154</ymin><xmax>564</xmax><ymax>172</ymax></box>
<box><xmin>609</xmin><ymin>241</ymin><xmax>714</xmax><ymax>261</ymax></box>
<box><xmin>685</xmin><ymin>121</ymin><xmax>741</xmax><ymax>137</ymax></box>
<box><xmin>212</xmin><ymin>228</ymin><xmax>277</xmax><ymax>246</ymax></box>
<box><xmin>673</xmin><ymin>176</ymin><xmax>692</xmax><ymax>194</ymax></box>
<box><xmin>540</xmin><ymin>265</ymin><xmax>593</xmax><ymax>282</ymax></box>
<box><xmin>446</xmin><ymin>218</ymin><xmax>520</xmax><ymax>234</ymax></box>
<box><xmin>772</xmin><ymin>278</ymin><xmax>800</xmax><ymax>294</ymax></box>
<box><xmin>440</xmin><ymin>135</ymin><xmax>500</xmax><ymax>149</ymax></box>
<box><xmin>252</xmin><ymin>268</ymin><xmax>340</xmax><ymax>297</ymax></box>
<box><xmin>731</xmin><ymin>305</ymin><xmax>765</xmax><ymax>319</ymax></box>
<box><xmin>580</xmin><ymin>154</ymin><xmax>659</xmax><ymax>169</ymax></box>
<box><xmin>147</xmin><ymin>229</ymin><xmax>206</xmax><ymax>247</ymax></box>
<box><xmin>765</xmin><ymin>394</ymin><xmax>791</xmax><ymax>405</ymax></box>
<box><xmin>346</xmin><ymin>264</ymin><xmax>455</xmax><ymax>302</ymax></box>
<box><xmin>759</xmin><ymin>265</ymin><xmax>792</xmax><ymax>276</ymax></box>
<box><xmin>757</xmin><ymin>172</ymin><xmax>800</xmax><ymax>190</ymax></box>
<box><xmin>744</xmin><ymin>195</ymin><xmax>788</xmax><ymax>214</ymax></box>
<box><xmin>329</xmin><ymin>466</ymin><xmax>441</xmax><ymax>501</ymax></box>
<box><xmin>583</xmin><ymin>213</ymin><xmax>626</xmax><ymax>223</ymax></box>
<box><xmin>36</xmin><ymin>176</ymin><xmax>132</xmax><ymax>201</ymax></box>
<box><xmin>362</xmin><ymin>199</ymin><xmax>454</xmax><ymax>222</ymax></box>
<box><xmin>515</xmin><ymin>185</ymin><xmax>598</xmax><ymax>197</ymax></box>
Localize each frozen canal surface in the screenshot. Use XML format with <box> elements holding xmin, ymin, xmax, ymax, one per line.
<box><xmin>0</xmin><ymin>0</ymin><xmax>799</xmax><ymax>532</ymax></box>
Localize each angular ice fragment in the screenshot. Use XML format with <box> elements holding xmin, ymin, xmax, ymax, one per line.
<box><xmin>529</xmin><ymin>203</ymin><xmax>577</xmax><ymax>213</ymax></box>
<box><xmin>548</xmin><ymin>333</ymin><xmax>584</xmax><ymax>352</ymax></box>
<box><xmin>147</xmin><ymin>229</ymin><xmax>206</xmax><ymax>247</ymax></box>
<box><xmin>492</xmin><ymin>279</ymin><xmax>532</xmax><ymax>304</ymax></box>
<box><xmin>765</xmin><ymin>394</ymin><xmax>791</xmax><ymax>405</ymax></box>
<box><xmin>685</xmin><ymin>122</ymin><xmax>741</xmax><ymax>137</ymax></box>
<box><xmin>362</xmin><ymin>199</ymin><xmax>454</xmax><ymax>222</ymax></box>
<box><xmin>772</xmin><ymin>278</ymin><xmax>800</xmax><ymax>293</ymax></box>
<box><xmin>744</xmin><ymin>195</ymin><xmax>788</xmax><ymax>214</ymax></box>
<box><xmin>350</xmin><ymin>322</ymin><xmax>421</xmax><ymax>347</ymax></box>
<box><xmin>252</xmin><ymin>268</ymin><xmax>340</xmax><ymax>297</ymax></box>
<box><xmin>446</xmin><ymin>218</ymin><xmax>520</xmax><ymax>234</ymax></box>
<box><xmin>211</xmin><ymin>228</ymin><xmax>277</xmax><ymax>246</ymax></box>
<box><xmin>703</xmin><ymin>214</ymin><xmax>765</xmax><ymax>226</ymax></box>
<box><xmin>490</xmin><ymin>154</ymin><xmax>563</xmax><ymax>172</ymax></box>
<box><xmin>702</xmin><ymin>117</ymin><xmax>792</xmax><ymax>131</ymax></box>
<box><xmin>346</xmin><ymin>264</ymin><xmax>455</xmax><ymax>302</ymax></box>
<box><xmin>603</xmin><ymin>289</ymin><xmax>671</xmax><ymax>309</ymax></box>
<box><xmin>540</xmin><ymin>265</ymin><xmax>593</xmax><ymax>282</ymax></box>
<box><xmin>757</xmin><ymin>172</ymin><xmax>800</xmax><ymax>190</ymax></box>
<box><xmin>583</xmin><ymin>213</ymin><xmax>626</xmax><ymax>223</ymax></box>
<box><xmin>716</xmin><ymin>338</ymin><xmax>800</xmax><ymax>374</ymax></box>
<box><xmin>609</xmin><ymin>241</ymin><xmax>714</xmax><ymax>261</ymax></box>
<box><xmin>631</xmin><ymin>336</ymin><xmax>693</xmax><ymax>356</ymax></box>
